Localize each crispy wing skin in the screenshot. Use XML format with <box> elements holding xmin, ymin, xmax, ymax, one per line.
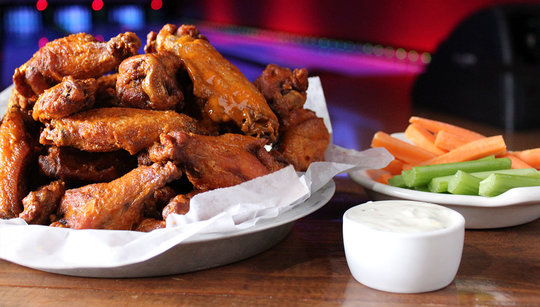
<box><xmin>19</xmin><ymin>180</ymin><xmax>65</xmax><ymax>225</ymax></box>
<box><xmin>39</xmin><ymin>107</ymin><xmax>200</xmax><ymax>154</ymax></box>
<box><xmin>116</xmin><ymin>53</ymin><xmax>184</xmax><ymax>110</ymax></box>
<box><xmin>39</xmin><ymin>146</ymin><xmax>136</xmax><ymax>183</ymax></box>
<box><xmin>95</xmin><ymin>74</ymin><xmax>120</xmax><ymax>106</ymax></box>
<box><xmin>13</xmin><ymin>32</ymin><xmax>141</xmax><ymax>99</ymax></box>
<box><xmin>32</xmin><ymin>76</ymin><xmax>97</xmax><ymax>122</ymax></box>
<box><xmin>146</xmin><ymin>24</ymin><xmax>279</xmax><ymax>142</ymax></box>
<box><xmin>148</xmin><ymin>131</ymin><xmax>286</xmax><ymax>190</ymax></box>
<box><xmin>0</xmin><ymin>107</ymin><xmax>34</xmax><ymax>218</ymax></box>
<box><xmin>8</xmin><ymin>87</ymin><xmax>34</xmax><ymax>111</ymax></box>
<box><xmin>254</xmin><ymin>64</ymin><xmax>309</xmax><ymax>120</ymax></box>
<box><xmin>135</xmin><ymin>218</ymin><xmax>165</xmax><ymax>232</ymax></box>
<box><xmin>57</xmin><ymin>162</ymin><xmax>182</xmax><ymax>230</ymax></box>
<box><xmin>274</xmin><ymin>109</ymin><xmax>329</xmax><ymax>171</ymax></box>
<box><xmin>162</xmin><ymin>190</ymin><xmax>200</xmax><ymax>220</ymax></box>
<box><xmin>142</xmin><ymin>186</ymin><xmax>176</xmax><ymax>219</ymax></box>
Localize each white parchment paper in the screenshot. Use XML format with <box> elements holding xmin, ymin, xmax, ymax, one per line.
<box><xmin>0</xmin><ymin>77</ymin><xmax>393</xmax><ymax>270</ymax></box>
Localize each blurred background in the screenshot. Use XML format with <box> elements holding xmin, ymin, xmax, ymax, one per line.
<box><xmin>2</xmin><ymin>0</ymin><xmax>540</xmax><ymax>150</ymax></box>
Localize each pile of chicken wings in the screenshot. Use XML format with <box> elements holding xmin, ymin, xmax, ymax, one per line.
<box><xmin>0</xmin><ymin>24</ymin><xmax>329</xmax><ymax>231</ymax></box>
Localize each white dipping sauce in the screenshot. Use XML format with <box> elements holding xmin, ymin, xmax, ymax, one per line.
<box><xmin>346</xmin><ymin>201</ymin><xmax>454</xmax><ymax>233</ymax></box>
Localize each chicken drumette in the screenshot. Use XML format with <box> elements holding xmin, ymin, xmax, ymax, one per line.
<box><xmin>116</xmin><ymin>52</ymin><xmax>184</xmax><ymax>110</ymax></box>
<box><xmin>254</xmin><ymin>64</ymin><xmax>329</xmax><ymax>171</ymax></box>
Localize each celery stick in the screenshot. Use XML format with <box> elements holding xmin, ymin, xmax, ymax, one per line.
<box><xmin>448</xmin><ymin>170</ymin><xmax>481</xmax><ymax>195</ymax></box>
<box><xmin>428</xmin><ymin>176</ymin><xmax>450</xmax><ymax>193</ymax></box>
<box><xmin>469</xmin><ymin>168</ymin><xmax>540</xmax><ymax>179</ymax></box>
<box><xmin>479</xmin><ymin>173</ymin><xmax>540</xmax><ymax>197</ymax></box>
<box><xmin>402</xmin><ymin>157</ymin><xmax>511</xmax><ymax>188</ymax></box>
<box><xmin>428</xmin><ymin>168</ymin><xmax>540</xmax><ymax>193</ymax></box>
<box><xmin>388</xmin><ymin>175</ymin><xmax>406</xmax><ymax>188</ymax></box>
<box><xmin>414</xmin><ymin>185</ymin><xmax>430</xmax><ymax>192</ymax></box>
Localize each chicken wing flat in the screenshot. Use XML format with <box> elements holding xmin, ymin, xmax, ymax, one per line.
<box><xmin>0</xmin><ymin>106</ymin><xmax>34</xmax><ymax>219</ymax></box>
<box><xmin>32</xmin><ymin>76</ymin><xmax>97</xmax><ymax>122</ymax></box>
<box><xmin>146</xmin><ymin>24</ymin><xmax>279</xmax><ymax>142</ymax></box>
<box><xmin>116</xmin><ymin>52</ymin><xmax>184</xmax><ymax>110</ymax></box>
<box><xmin>39</xmin><ymin>107</ymin><xmax>200</xmax><ymax>154</ymax></box>
<box><xmin>13</xmin><ymin>32</ymin><xmax>141</xmax><ymax>99</ymax></box>
<box><xmin>56</xmin><ymin>162</ymin><xmax>181</xmax><ymax>230</ymax></box>
<box><xmin>19</xmin><ymin>180</ymin><xmax>65</xmax><ymax>225</ymax></box>
<box><xmin>273</xmin><ymin>108</ymin><xmax>329</xmax><ymax>171</ymax></box>
<box><xmin>39</xmin><ymin>146</ymin><xmax>135</xmax><ymax>183</ymax></box>
<box><xmin>148</xmin><ymin>131</ymin><xmax>286</xmax><ymax>190</ymax></box>
<box><xmin>254</xmin><ymin>64</ymin><xmax>309</xmax><ymax>120</ymax></box>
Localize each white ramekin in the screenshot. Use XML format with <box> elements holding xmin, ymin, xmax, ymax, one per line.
<box><xmin>343</xmin><ymin>200</ymin><xmax>465</xmax><ymax>293</ymax></box>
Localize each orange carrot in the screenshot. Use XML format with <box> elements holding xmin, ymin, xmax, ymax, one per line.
<box><xmin>513</xmin><ymin>148</ymin><xmax>540</xmax><ymax>169</ymax></box>
<box><xmin>434</xmin><ymin>130</ymin><xmax>471</xmax><ymax>151</ymax></box>
<box><xmin>419</xmin><ymin>135</ymin><xmax>507</xmax><ymax>165</ymax></box>
<box><xmin>375</xmin><ymin>173</ymin><xmax>393</xmax><ymax>184</ymax></box>
<box><xmin>365</xmin><ymin>169</ymin><xmax>389</xmax><ymax>181</ymax></box>
<box><xmin>381</xmin><ymin>158</ymin><xmax>408</xmax><ymax>175</ymax></box>
<box><xmin>410</xmin><ymin>116</ymin><xmax>485</xmax><ymax>143</ymax></box>
<box><xmin>404</xmin><ymin>123</ymin><xmax>447</xmax><ymax>155</ymax></box>
<box><xmin>371</xmin><ymin>131</ymin><xmax>436</xmax><ymax>165</ymax></box>
<box><xmin>500</xmin><ymin>153</ymin><xmax>533</xmax><ymax>169</ymax></box>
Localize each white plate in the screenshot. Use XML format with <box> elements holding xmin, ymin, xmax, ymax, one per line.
<box><xmin>349</xmin><ymin>170</ymin><xmax>540</xmax><ymax>229</ymax></box>
<box><xmin>5</xmin><ymin>180</ymin><xmax>335</xmax><ymax>278</ymax></box>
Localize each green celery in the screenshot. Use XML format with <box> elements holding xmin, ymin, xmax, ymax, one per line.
<box><xmin>414</xmin><ymin>185</ymin><xmax>430</xmax><ymax>192</ymax></box>
<box><xmin>428</xmin><ymin>168</ymin><xmax>540</xmax><ymax>193</ymax></box>
<box><xmin>402</xmin><ymin>157</ymin><xmax>511</xmax><ymax>188</ymax></box>
<box><xmin>388</xmin><ymin>175</ymin><xmax>406</xmax><ymax>188</ymax></box>
<box><xmin>479</xmin><ymin>173</ymin><xmax>540</xmax><ymax>197</ymax></box>
<box><xmin>469</xmin><ymin>168</ymin><xmax>540</xmax><ymax>180</ymax></box>
<box><xmin>448</xmin><ymin>170</ymin><xmax>482</xmax><ymax>195</ymax></box>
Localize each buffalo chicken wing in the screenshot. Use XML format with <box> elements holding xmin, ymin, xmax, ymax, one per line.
<box><xmin>14</xmin><ymin>32</ymin><xmax>140</xmax><ymax>99</ymax></box>
<box><xmin>55</xmin><ymin>162</ymin><xmax>181</xmax><ymax>230</ymax></box>
<box><xmin>39</xmin><ymin>107</ymin><xmax>200</xmax><ymax>154</ymax></box>
<box><xmin>146</xmin><ymin>24</ymin><xmax>279</xmax><ymax>142</ymax></box>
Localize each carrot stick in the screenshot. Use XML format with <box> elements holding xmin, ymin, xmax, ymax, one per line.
<box><xmin>371</xmin><ymin>131</ymin><xmax>436</xmax><ymax>165</ymax></box>
<box><xmin>375</xmin><ymin>173</ymin><xmax>393</xmax><ymax>184</ymax></box>
<box><xmin>500</xmin><ymin>153</ymin><xmax>533</xmax><ymax>169</ymax></box>
<box><xmin>410</xmin><ymin>116</ymin><xmax>485</xmax><ymax>143</ymax></box>
<box><xmin>381</xmin><ymin>158</ymin><xmax>408</xmax><ymax>175</ymax></box>
<box><xmin>404</xmin><ymin>123</ymin><xmax>447</xmax><ymax>155</ymax></box>
<box><xmin>434</xmin><ymin>130</ymin><xmax>471</xmax><ymax>151</ymax></box>
<box><xmin>365</xmin><ymin>169</ymin><xmax>388</xmax><ymax>181</ymax></box>
<box><xmin>513</xmin><ymin>148</ymin><xmax>540</xmax><ymax>169</ymax></box>
<box><xmin>419</xmin><ymin>135</ymin><xmax>507</xmax><ymax>165</ymax></box>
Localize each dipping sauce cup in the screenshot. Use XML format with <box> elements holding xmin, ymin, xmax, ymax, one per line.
<box><xmin>343</xmin><ymin>200</ymin><xmax>465</xmax><ymax>293</ymax></box>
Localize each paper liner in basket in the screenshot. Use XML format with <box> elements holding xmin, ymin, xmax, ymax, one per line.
<box><xmin>0</xmin><ymin>77</ymin><xmax>393</xmax><ymax>270</ymax></box>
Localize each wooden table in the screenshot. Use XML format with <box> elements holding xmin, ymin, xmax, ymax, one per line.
<box><xmin>2</xmin><ymin>71</ymin><xmax>540</xmax><ymax>306</ymax></box>
<box><xmin>1</xmin><ymin>176</ymin><xmax>539</xmax><ymax>306</ymax></box>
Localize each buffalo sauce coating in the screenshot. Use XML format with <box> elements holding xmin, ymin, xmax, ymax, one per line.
<box><xmin>158</xmin><ymin>29</ymin><xmax>279</xmax><ymax>142</ymax></box>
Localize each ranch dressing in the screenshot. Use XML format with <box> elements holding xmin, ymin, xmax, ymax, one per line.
<box><xmin>346</xmin><ymin>201</ymin><xmax>454</xmax><ymax>233</ymax></box>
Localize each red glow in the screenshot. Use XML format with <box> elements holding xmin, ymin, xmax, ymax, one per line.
<box><xmin>38</xmin><ymin>37</ymin><xmax>49</xmax><ymax>48</ymax></box>
<box><xmin>92</xmin><ymin>0</ymin><xmax>103</xmax><ymax>11</ymax></box>
<box><xmin>36</xmin><ymin>0</ymin><xmax>47</xmax><ymax>11</ymax></box>
<box><xmin>95</xmin><ymin>34</ymin><xmax>104</xmax><ymax>42</ymax></box>
<box><xmin>151</xmin><ymin>0</ymin><xmax>163</xmax><ymax>10</ymax></box>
